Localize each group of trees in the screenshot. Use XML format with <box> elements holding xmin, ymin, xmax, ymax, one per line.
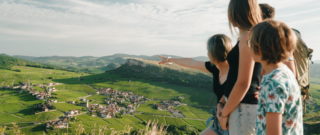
<box><xmin>26</xmin><ymin>64</ymin><xmax>80</xmax><ymax>73</ymax></box>
<box><xmin>26</xmin><ymin>64</ymin><xmax>54</xmax><ymax>69</ymax></box>
<box><xmin>0</xmin><ymin>55</ymin><xmax>35</xmax><ymax>70</ymax></box>
<box><xmin>32</xmin><ymin>103</ymin><xmax>57</xmax><ymax>113</ymax></box>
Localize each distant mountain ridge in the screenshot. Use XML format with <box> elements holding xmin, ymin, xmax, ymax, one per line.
<box><xmin>12</xmin><ymin>54</ymin><xmax>209</xmax><ymax>73</ymax></box>
<box><xmin>13</xmin><ymin>54</ymin><xmax>209</xmax><ymax>61</ymax></box>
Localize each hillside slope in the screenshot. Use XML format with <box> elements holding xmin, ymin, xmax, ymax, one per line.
<box><xmin>0</xmin><ymin>55</ymin><xmax>35</xmax><ymax>70</ymax></box>
<box><xmin>110</xmin><ymin>58</ymin><xmax>213</xmax><ymax>92</ymax></box>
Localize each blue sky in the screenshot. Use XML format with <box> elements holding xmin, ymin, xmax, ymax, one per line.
<box><xmin>0</xmin><ymin>0</ymin><xmax>319</xmax><ymax>60</ymax></box>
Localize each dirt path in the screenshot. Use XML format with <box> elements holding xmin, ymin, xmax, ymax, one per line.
<box><xmin>1</xmin><ymin>81</ymin><xmax>5</xmax><ymax>85</ymax></box>
<box><xmin>18</xmin><ymin>102</ymin><xmax>26</xmax><ymax>106</ymax></box>
<box><xmin>79</xmin><ymin>95</ymin><xmax>92</xmax><ymax>99</ymax></box>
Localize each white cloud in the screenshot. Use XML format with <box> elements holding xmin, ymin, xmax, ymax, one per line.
<box><xmin>0</xmin><ymin>0</ymin><xmax>319</xmax><ymax>60</ymax></box>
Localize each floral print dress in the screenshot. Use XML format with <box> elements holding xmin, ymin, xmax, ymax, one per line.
<box><xmin>255</xmin><ymin>66</ymin><xmax>303</xmax><ymax>135</ymax></box>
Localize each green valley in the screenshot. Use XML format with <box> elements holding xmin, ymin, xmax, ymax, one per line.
<box><xmin>0</xmin><ymin>57</ymin><xmax>215</xmax><ymax>135</ymax></box>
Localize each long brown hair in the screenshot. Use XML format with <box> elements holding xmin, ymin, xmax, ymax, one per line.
<box><xmin>228</xmin><ymin>0</ymin><xmax>262</xmax><ymax>35</ymax></box>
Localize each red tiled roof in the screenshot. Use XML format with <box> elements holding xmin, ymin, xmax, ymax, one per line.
<box><xmin>157</xmin><ymin>105</ymin><xmax>166</xmax><ymax>108</ymax></box>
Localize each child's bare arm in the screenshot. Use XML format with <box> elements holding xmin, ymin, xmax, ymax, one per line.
<box><xmin>266</xmin><ymin>112</ymin><xmax>282</xmax><ymax>135</ymax></box>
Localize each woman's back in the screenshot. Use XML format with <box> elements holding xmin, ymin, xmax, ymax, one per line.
<box><xmin>224</xmin><ymin>41</ymin><xmax>263</xmax><ymax>104</ymax></box>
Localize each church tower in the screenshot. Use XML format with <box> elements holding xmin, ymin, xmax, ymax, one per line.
<box><xmin>86</xmin><ymin>100</ymin><xmax>89</xmax><ymax>108</ymax></box>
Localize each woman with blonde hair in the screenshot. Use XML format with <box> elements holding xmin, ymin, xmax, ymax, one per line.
<box><xmin>218</xmin><ymin>0</ymin><xmax>263</xmax><ymax>134</ymax></box>
<box><xmin>158</xmin><ymin>34</ymin><xmax>233</xmax><ymax>135</ymax></box>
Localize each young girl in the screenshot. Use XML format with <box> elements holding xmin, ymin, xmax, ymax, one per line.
<box><xmin>249</xmin><ymin>20</ymin><xmax>303</xmax><ymax>135</ymax></box>
<box><xmin>158</xmin><ymin>34</ymin><xmax>233</xmax><ymax>135</ymax></box>
<box><xmin>218</xmin><ymin>0</ymin><xmax>263</xmax><ymax>134</ymax></box>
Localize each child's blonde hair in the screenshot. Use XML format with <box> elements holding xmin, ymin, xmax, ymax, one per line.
<box><xmin>207</xmin><ymin>34</ymin><xmax>233</xmax><ymax>63</ymax></box>
<box><xmin>249</xmin><ymin>20</ymin><xmax>297</xmax><ymax>64</ymax></box>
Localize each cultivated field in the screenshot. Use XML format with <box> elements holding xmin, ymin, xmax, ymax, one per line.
<box><xmin>53</xmin><ymin>103</ymin><xmax>84</xmax><ymax>112</ymax></box>
<box><xmin>54</xmin><ymin>83</ymin><xmax>96</xmax><ymax>93</ymax></box>
<box><xmin>52</xmin><ymin>91</ymin><xmax>87</xmax><ymax>102</ymax></box>
<box><xmin>136</xmin><ymin>101</ymin><xmax>173</xmax><ymax>116</ymax></box>
<box><xmin>183</xmin><ymin>119</ymin><xmax>207</xmax><ymax>131</ymax></box>
<box><xmin>134</xmin><ymin>114</ymin><xmax>167</xmax><ymax>125</ymax></box>
<box><xmin>0</xmin><ymin>90</ymin><xmax>62</xmax><ymax>124</ymax></box>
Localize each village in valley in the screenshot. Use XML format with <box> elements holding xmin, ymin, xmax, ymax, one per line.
<box><xmin>0</xmin><ymin>80</ymin><xmax>186</xmax><ymax>130</ymax></box>
<box><xmin>0</xmin><ymin>59</ymin><xmax>215</xmax><ymax>134</ymax></box>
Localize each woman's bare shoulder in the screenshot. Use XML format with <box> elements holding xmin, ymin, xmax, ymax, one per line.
<box><xmin>239</xmin><ymin>31</ymin><xmax>250</xmax><ymax>48</ymax></box>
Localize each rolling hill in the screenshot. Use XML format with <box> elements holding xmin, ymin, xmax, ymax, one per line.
<box><xmin>13</xmin><ymin>54</ymin><xmax>210</xmax><ymax>74</ymax></box>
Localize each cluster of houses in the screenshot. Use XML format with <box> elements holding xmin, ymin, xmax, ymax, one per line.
<box><xmin>28</xmin><ymin>83</ymin><xmax>59</xmax><ymax>102</ymax></box>
<box><xmin>29</xmin><ymin>90</ymin><xmax>51</xmax><ymax>100</ymax></box>
<box><xmin>96</xmin><ymin>88</ymin><xmax>150</xmax><ymax>104</ymax></box>
<box><xmin>0</xmin><ymin>82</ymin><xmax>59</xmax><ymax>90</ymax></box>
<box><xmin>0</xmin><ymin>82</ymin><xmax>30</xmax><ymax>90</ymax></box>
<box><xmin>66</xmin><ymin>99</ymin><xmax>138</xmax><ymax>118</ymax></box>
<box><xmin>62</xmin><ymin>87</ymin><xmax>149</xmax><ymax>119</ymax></box>
<box><xmin>0</xmin><ymin>82</ymin><xmax>55</xmax><ymax>101</ymax></box>
<box><xmin>154</xmin><ymin>100</ymin><xmax>182</xmax><ymax>110</ymax></box>
<box><xmin>67</xmin><ymin>109</ymin><xmax>80</xmax><ymax>116</ymax></box>
<box><xmin>153</xmin><ymin>100</ymin><xmax>184</xmax><ymax>117</ymax></box>
<box><xmin>46</xmin><ymin>117</ymin><xmax>69</xmax><ymax>129</ymax></box>
<box><xmin>0</xmin><ymin>82</ymin><xmax>59</xmax><ymax>102</ymax></box>
<box><xmin>88</xmin><ymin>102</ymin><xmax>123</xmax><ymax>118</ymax></box>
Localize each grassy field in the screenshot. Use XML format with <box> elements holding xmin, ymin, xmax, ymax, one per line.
<box><xmin>134</xmin><ymin>114</ymin><xmax>167</xmax><ymax>125</ymax></box>
<box><xmin>54</xmin><ymin>103</ymin><xmax>84</xmax><ymax>112</ymax></box>
<box><xmin>0</xmin><ymin>66</ymin><xmax>89</xmax><ymax>86</ymax></box>
<box><xmin>0</xmin><ymin>106</ymin><xmax>62</xmax><ymax>124</ymax></box>
<box><xmin>21</xmin><ymin>111</ymin><xmax>63</xmax><ymax>122</ymax></box>
<box><xmin>52</xmin><ymin>91</ymin><xmax>88</xmax><ymax>102</ymax></box>
<box><xmin>188</xmin><ymin>106</ymin><xmax>212</xmax><ymax>120</ymax></box>
<box><xmin>87</xmin><ymin>94</ymin><xmax>108</xmax><ymax>102</ymax></box>
<box><xmin>310</xmin><ymin>77</ymin><xmax>320</xmax><ymax>85</ymax></box>
<box><xmin>174</xmin><ymin>106</ymin><xmax>199</xmax><ymax>119</ymax></box>
<box><xmin>0</xmin><ymin>112</ymin><xmax>22</xmax><ymax>124</ymax></box>
<box><xmin>309</xmin><ymin>84</ymin><xmax>320</xmax><ymax>106</ymax></box>
<box><xmin>183</xmin><ymin>119</ymin><xmax>207</xmax><ymax>130</ymax></box>
<box><xmin>122</xmin><ymin>115</ymin><xmax>142</xmax><ymax>123</ymax></box>
<box><xmin>0</xmin><ymin>90</ymin><xmax>58</xmax><ymax>124</ymax></box>
<box><xmin>54</xmin><ymin>84</ymin><xmax>96</xmax><ymax>93</ymax></box>
<box><xmin>33</xmin><ymin>86</ymin><xmax>45</xmax><ymax>92</ymax></box>
<box><xmin>165</xmin><ymin>117</ymin><xmax>188</xmax><ymax>127</ymax></box>
<box><xmin>136</xmin><ymin>101</ymin><xmax>172</xmax><ymax>116</ymax></box>
<box><xmin>74</xmin><ymin>114</ymin><xmax>144</xmax><ymax>133</ymax></box>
